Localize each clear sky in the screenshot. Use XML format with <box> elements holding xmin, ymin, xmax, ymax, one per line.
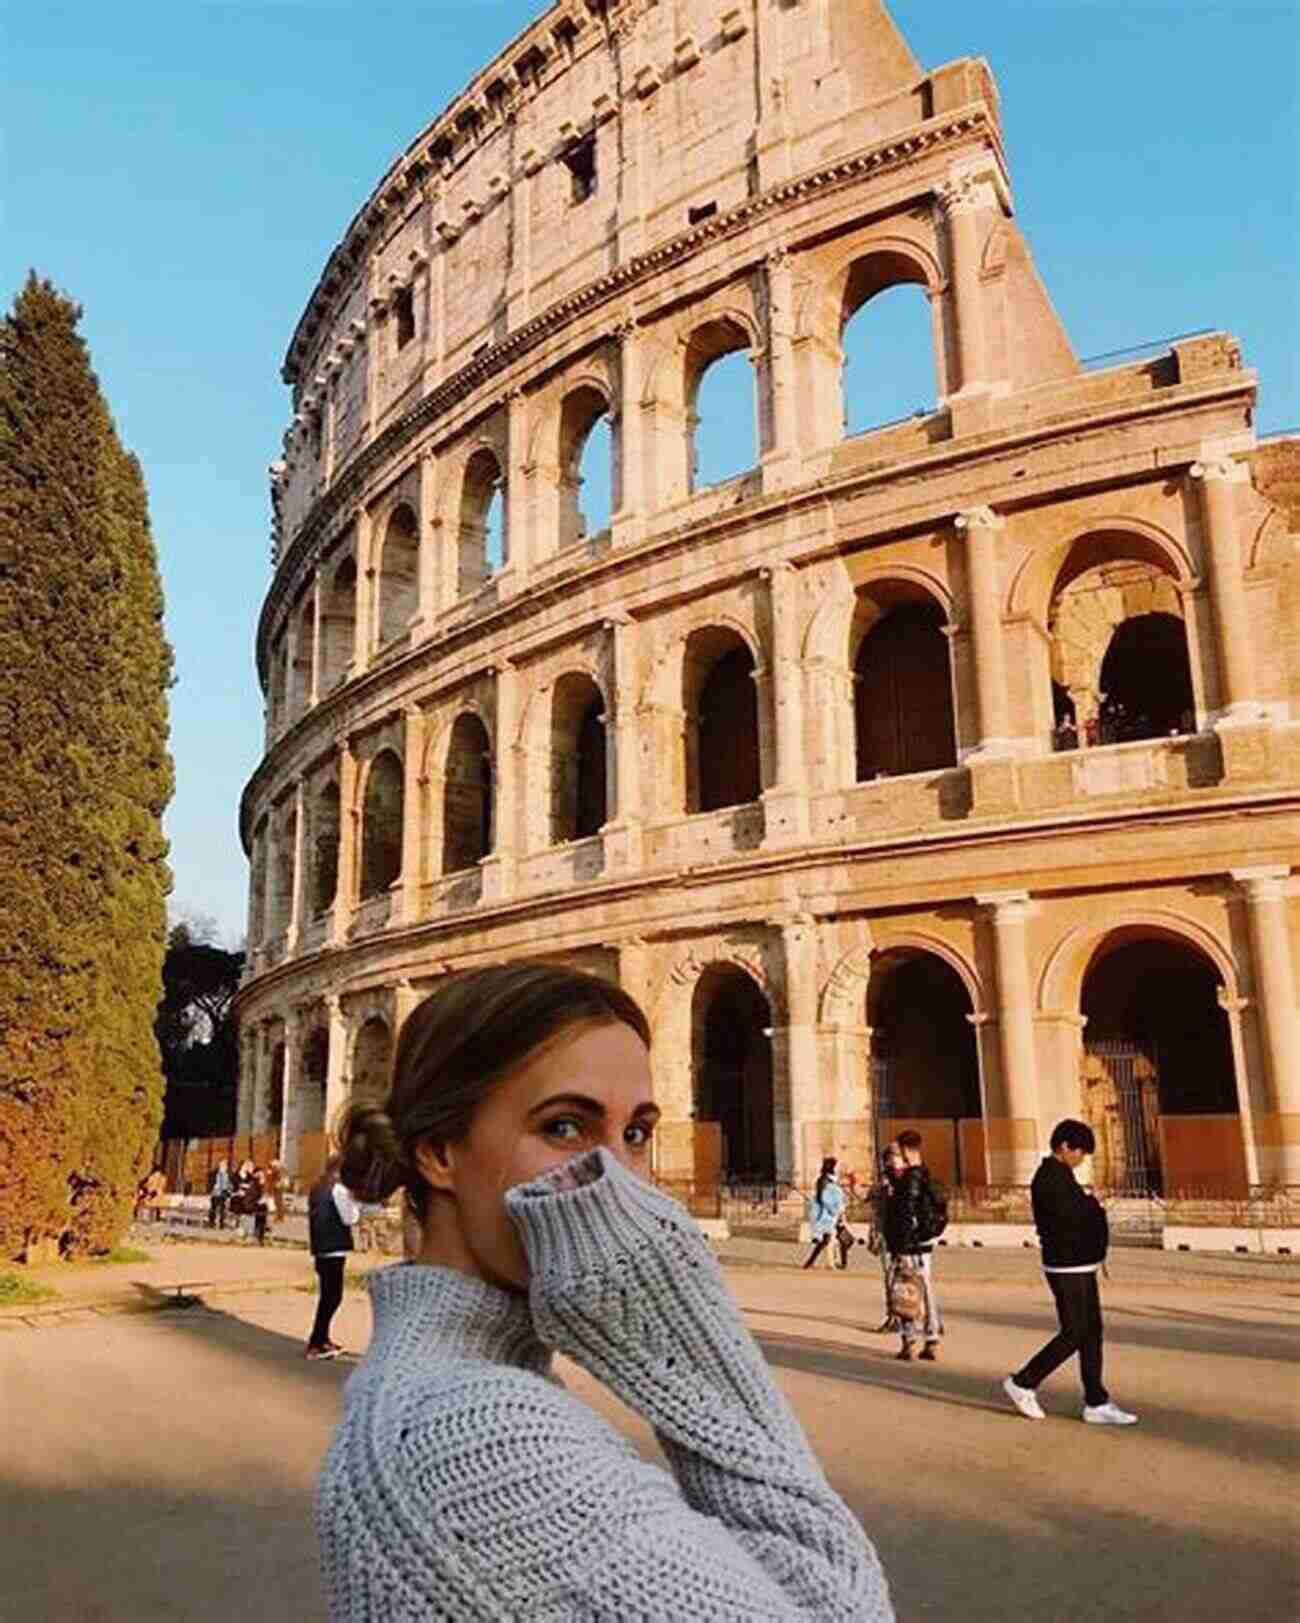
<box><xmin>5</xmin><ymin>1</ymin><xmax>1297</xmax><ymax>946</ymax></box>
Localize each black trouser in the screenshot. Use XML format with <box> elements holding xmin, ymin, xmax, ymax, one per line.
<box><xmin>309</xmin><ymin>1257</ymin><xmax>345</xmax><ymax>1348</ymax></box>
<box><xmin>254</xmin><ymin>1206</ymin><xmax>268</xmax><ymax>1245</ymax></box>
<box><xmin>1015</xmin><ymin>1270</ymin><xmax>1108</xmax><ymax>1408</ymax></box>
<box><xmin>209</xmin><ymin>1194</ymin><xmax>228</xmax><ymax>1229</ymax></box>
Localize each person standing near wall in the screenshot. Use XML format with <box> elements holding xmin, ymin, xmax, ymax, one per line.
<box><xmin>307</xmin><ymin>1154</ymin><xmax>360</xmax><ymax>1359</ymax></box>
<box><xmin>883</xmin><ymin>1131</ymin><xmax>945</xmax><ymax>1361</ymax></box>
<box><xmin>1003</xmin><ymin>1119</ymin><xmax>1137</xmax><ymax>1425</ymax></box>
<box><xmin>869</xmin><ymin>1143</ymin><xmax>903</xmax><ymax>1333</ymax></box>
<box><xmin>802</xmin><ymin>1157</ymin><xmax>846</xmax><ymax>1269</ymax></box>
<box><xmin>208</xmin><ymin>1159</ymin><xmax>232</xmax><ymax>1229</ymax></box>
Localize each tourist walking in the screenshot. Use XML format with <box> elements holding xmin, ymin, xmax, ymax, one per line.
<box><xmin>883</xmin><ymin>1130</ymin><xmax>946</xmax><ymax>1361</ymax></box>
<box><xmin>802</xmin><ymin>1156</ymin><xmax>846</xmax><ymax>1269</ymax></box>
<box><xmin>306</xmin><ymin>1155</ymin><xmax>360</xmax><ymax>1359</ymax></box>
<box><xmin>317</xmin><ymin>962</ymin><xmax>892</xmax><ymax>1622</ymax></box>
<box><xmin>869</xmin><ymin>1142</ymin><xmax>903</xmax><ymax>1332</ymax></box>
<box><xmin>252</xmin><ymin>1166</ymin><xmax>271</xmax><ymax>1246</ymax></box>
<box><xmin>266</xmin><ymin>1157</ymin><xmax>287</xmax><ymax>1224</ymax></box>
<box><xmin>1003</xmin><ymin>1119</ymin><xmax>1137</xmax><ymax>1426</ymax></box>
<box><xmin>208</xmin><ymin>1159</ymin><xmax>232</xmax><ymax>1229</ymax></box>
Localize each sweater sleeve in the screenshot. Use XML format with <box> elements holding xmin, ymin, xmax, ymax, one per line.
<box><xmin>506</xmin><ymin>1150</ymin><xmax>893</xmax><ymax>1623</ymax></box>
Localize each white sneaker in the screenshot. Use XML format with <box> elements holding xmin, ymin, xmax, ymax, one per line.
<box><xmin>1002</xmin><ymin>1376</ymin><xmax>1045</xmax><ymax>1421</ymax></box>
<box><xmin>1083</xmin><ymin>1401</ymin><xmax>1137</xmax><ymax>1425</ymax></box>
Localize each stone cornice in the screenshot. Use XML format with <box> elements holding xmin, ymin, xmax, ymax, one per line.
<box><xmin>261</xmin><ymin>103</ymin><xmax>1002</xmax><ymax>675</ymax></box>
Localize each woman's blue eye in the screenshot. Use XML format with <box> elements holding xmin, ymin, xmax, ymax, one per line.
<box><xmin>542</xmin><ymin>1118</ymin><xmax>583</xmax><ymax>1141</ymax></box>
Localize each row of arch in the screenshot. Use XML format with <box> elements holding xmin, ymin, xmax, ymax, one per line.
<box><xmin>253</xmin><ymin>917</ymin><xmax>1251</xmax><ymax>1197</ymax></box>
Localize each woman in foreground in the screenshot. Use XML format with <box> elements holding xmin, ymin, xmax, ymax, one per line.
<box><xmin>317</xmin><ymin>962</ymin><xmax>892</xmax><ymax>1622</ymax></box>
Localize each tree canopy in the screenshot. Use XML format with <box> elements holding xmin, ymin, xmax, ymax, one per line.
<box><xmin>157</xmin><ymin>923</ymin><xmax>243</xmax><ymax>1141</ymax></box>
<box><xmin>0</xmin><ymin>274</ymin><xmax>174</xmax><ymax>1260</ymax></box>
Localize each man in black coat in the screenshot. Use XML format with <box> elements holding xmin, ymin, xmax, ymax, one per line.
<box><xmin>1002</xmin><ymin>1119</ymin><xmax>1137</xmax><ymax>1425</ymax></box>
<box><xmin>883</xmin><ymin>1130</ymin><xmax>944</xmax><ymax>1362</ymax></box>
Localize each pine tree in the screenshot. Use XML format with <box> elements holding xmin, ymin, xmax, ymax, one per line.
<box><xmin>0</xmin><ymin>274</ymin><xmax>173</xmax><ymax>1260</ymax></box>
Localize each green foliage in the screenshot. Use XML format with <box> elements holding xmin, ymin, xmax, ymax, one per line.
<box><xmin>90</xmin><ymin>1245</ymin><xmax>152</xmax><ymax>1265</ymax></box>
<box><xmin>0</xmin><ymin>1273</ymin><xmax>59</xmax><ymax>1306</ymax></box>
<box><xmin>157</xmin><ymin>925</ymin><xmax>244</xmax><ymax>1140</ymax></box>
<box><xmin>0</xmin><ymin>274</ymin><xmax>173</xmax><ymax>1261</ymax></box>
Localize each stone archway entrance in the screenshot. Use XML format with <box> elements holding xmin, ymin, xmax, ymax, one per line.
<box><xmin>1081</xmin><ymin>934</ymin><xmax>1245</xmax><ymax>1195</ymax></box>
<box><xmin>692</xmin><ymin>966</ymin><xmax>775</xmax><ymax>1183</ymax></box>
<box><xmin>867</xmin><ymin>950</ymin><xmax>982</xmax><ymax>1186</ymax></box>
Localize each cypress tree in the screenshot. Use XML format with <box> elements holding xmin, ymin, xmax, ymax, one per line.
<box><xmin>0</xmin><ymin>274</ymin><xmax>173</xmax><ymax>1260</ymax></box>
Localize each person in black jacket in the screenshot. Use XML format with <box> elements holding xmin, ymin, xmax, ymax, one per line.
<box><xmin>1002</xmin><ymin>1119</ymin><xmax>1137</xmax><ymax>1425</ymax></box>
<box><xmin>882</xmin><ymin>1130</ymin><xmax>943</xmax><ymax>1362</ymax></box>
<box><xmin>307</xmin><ymin>1155</ymin><xmax>361</xmax><ymax>1360</ymax></box>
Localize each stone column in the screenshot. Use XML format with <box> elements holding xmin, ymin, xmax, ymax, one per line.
<box><xmin>503</xmin><ymin>388</ymin><xmax>528</xmax><ymax>586</ymax></box>
<box><xmin>352</xmin><ymin>508</ymin><xmax>374</xmax><ymax>674</ymax></box>
<box><xmin>393</xmin><ymin>978</ymin><xmax>421</xmax><ymax>1044</ymax></box>
<box><xmin>286</xmin><ymin>778</ymin><xmax>306</xmax><ymax>953</ymax></box>
<box><xmin>777</xmin><ymin>916</ymin><xmax>822</xmax><ymax>1184</ymax></box>
<box><xmin>481</xmin><ymin>661</ymin><xmax>519</xmax><ymax>902</ymax></box>
<box><xmin>976</xmin><ymin>891</ymin><xmax>1041</xmax><ymax>1183</ymax></box>
<box><xmin>236</xmin><ymin>1027</ymin><xmax>256</xmax><ymax>1136</ymax></box>
<box><xmin>330</xmin><ymin>738</ymin><xmax>358</xmax><ymax>946</ymax></box>
<box><xmin>762</xmin><ymin>561</ymin><xmax>809</xmax><ymax>845</ymax></box>
<box><xmin>936</xmin><ymin>166</ymin><xmax>1003</xmax><ymax>399</ymax></box>
<box><xmin>1233</xmin><ymin>867</ymin><xmax>1300</xmax><ymax>1182</ymax></box>
<box><xmin>603</xmin><ymin>613</ymin><xmax>644</xmax><ymax>872</ymax></box>
<box><xmin>306</xmin><ymin>576</ymin><xmax>321</xmax><ymax>710</ymax></box>
<box><xmin>1190</xmin><ymin>459</ymin><xmax>1259</xmax><ymax>721</ymax></box>
<box><xmin>956</xmin><ymin>507</ymin><xmax>1012</xmax><ymax>755</ymax></box>
<box><xmin>323</xmin><ymin>994</ymin><xmax>349</xmax><ymax>1143</ymax></box>
<box><xmin>400</xmin><ymin>705</ymin><xmax>426</xmax><ymax>925</ymax></box>
<box><xmin>279</xmin><ymin>1008</ymin><xmax>301</xmax><ymax>1171</ymax></box>
<box><xmin>760</xmin><ymin>246</ymin><xmax>797</xmax><ymax>491</ymax></box>
<box><xmin>612</xmin><ymin>317</ymin><xmax>646</xmax><ymax>547</ymax></box>
<box><xmin>417</xmin><ymin>450</ymin><xmax>439</xmax><ymax>632</ymax></box>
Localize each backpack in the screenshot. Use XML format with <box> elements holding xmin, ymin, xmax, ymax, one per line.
<box><xmin>917</xmin><ymin>1174</ymin><xmax>949</xmax><ymax>1243</ymax></box>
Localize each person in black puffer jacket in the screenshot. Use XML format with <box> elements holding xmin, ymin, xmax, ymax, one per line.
<box><xmin>882</xmin><ymin>1131</ymin><xmax>944</xmax><ymax>1362</ymax></box>
<box><xmin>1002</xmin><ymin>1119</ymin><xmax>1138</xmax><ymax>1427</ymax></box>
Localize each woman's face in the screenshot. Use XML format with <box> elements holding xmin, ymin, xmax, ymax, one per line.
<box><xmin>414</xmin><ymin>1019</ymin><xmax>656</xmax><ymax>1291</ymax></box>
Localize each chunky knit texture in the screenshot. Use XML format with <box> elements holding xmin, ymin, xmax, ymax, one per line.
<box><xmin>317</xmin><ymin>1149</ymin><xmax>893</xmax><ymax>1621</ymax></box>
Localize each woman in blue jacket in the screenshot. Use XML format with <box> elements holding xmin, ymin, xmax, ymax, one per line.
<box><xmin>803</xmin><ymin>1157</ymin><xmax>846</xmax><ymax>1269</ymax></box>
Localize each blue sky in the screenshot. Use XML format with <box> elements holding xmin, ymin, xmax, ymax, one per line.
<box><xmin>5</xmin><ymin>1</ymin><xmax>1296</xmax><ymax>946</ymax></box>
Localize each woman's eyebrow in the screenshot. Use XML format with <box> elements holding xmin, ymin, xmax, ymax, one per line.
<box><xmin>527</xmin><ymin>1093</ymin><xmax>660</xmax><ymax>1119</ymax></box>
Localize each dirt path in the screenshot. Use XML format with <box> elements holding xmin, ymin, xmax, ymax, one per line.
<box><xmin>1</xmin><ymin>1258</ymin><xmax>1295</xmax><ymax>1621</ymax></box>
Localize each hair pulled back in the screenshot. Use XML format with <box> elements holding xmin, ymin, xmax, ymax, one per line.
<box><xmin>335</xmin><ymin>962</ymin><xmax>651</xmax><ymax>1219</ymax></box>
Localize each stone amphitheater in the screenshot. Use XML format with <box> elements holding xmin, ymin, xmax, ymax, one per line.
<box><xmin>236</xmin><ymin>0</ymin><xmax>1299</xmax><ymax>1206</ymax></box>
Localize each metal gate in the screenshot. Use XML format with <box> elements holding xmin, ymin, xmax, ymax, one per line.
<box><xmin>1083</xmin><ymin>1037</ymin><xmax>1162</xmax><ymax>1197</ymax></box>
<box><xmin>870</xmin><ymin>1054</ymin><xmax>894</xmax><ymax>1171</ymax></box>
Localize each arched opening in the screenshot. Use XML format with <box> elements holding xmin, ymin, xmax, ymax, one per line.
<box><xmin>867</xmin><ymin>950</ymin><xmax>981</xmax><ymax>1187</ymax></box>
<box><xmin>359</xmin><ymin>752</ymin><xmax>404</xmax><ymax>899</ymax></box>
<box><xmin>266</xmin><ymin>1042</ymin><xmax>285</xmax><ymax>1130</ymax></box>
<box><xmin>692</xmin><ymin>966</ymin><xmax>775</xmax><ymax>1183</ymax></box>
<box><xmin>352</xmin><ymin>1017</ymin><xmax>393</xmax><ymax>1108</ymax></box>
<box><xmin>311</xmin><ymin>782</ymin><xmax>340</xmax><ymax>916</ymax></box>
<box><xmin>299</xmin><ymin>1027</ymin><xmax>328</xmax><ymax>1134</ymax></box>
<box><xmin>1097</xmin><ymin>614</ymin><xmax>1196</xmax><ymax>744</ymax></box>
<box><xmin>854</xmin><ymin>594</ymin><xmax>956</xmax><ymax>778</ymax></box>
<box><xmin>378</xmin><ymin>504</ymin><xmax>419</xmax><ymax>648</ymax></box>
<box><xmin>687</xmin><ymin>319</ymin><xmax>755</xmax><ymax>491</ymax></box>
<box><xmin>443</xmin><ymin>713</ymin><xmax>493</xmax><ymax>873</ymax></box>
<box><xmin>559</xmin><ymin>386</ymin><xmax>613</xmax><ymax>548</ymax></box>
<box><xmin>290</xmin><ymin>598</ymin><xmax>314</xmax><ymax>719</ymax></box>
<box><xmin>319</xmin><ymin>555</ymin><xmax>357</xmax><ymax>693</ymax></box>
<box><xmin>841</xmin><ymin>263</ymin><xmax>935</xmax><ymax>436</ymax></box>
<box><xmin>551</xmin><ymin>672</ymin><xmax>607</xmax><ymax>842</ymax></box>
<box><xmin>685</xmin><ymin>629</ymin><xmax>761</xmax><ymax>813</ymax></box>
<box><xmin>268</xmin><ymin>636</ymin><xmax>288</xmax><ymax>735</ymax></box>
<box><xmin>459</xmin><ymin>448</ymin><xmax>505</xmax><ymax>595</ymax></box>
<box><xmin>268</xmin><ymin>805</ymin><xmax>296</xmax><ymax>937</ymax></box>
<box><xmin>249</xmin><ymin>821</ymin><xmax>268</xmax><ymax>944</ymax></box>
<box><xmin>1048</xmin><ymin>545</ymin><xmax>1194</xmax><ymax>749</ymax></box>
<box><xmin>1080</xmin><ymin>932</ymin><xmax>1244</xmax><ymax>1196</ymax></box>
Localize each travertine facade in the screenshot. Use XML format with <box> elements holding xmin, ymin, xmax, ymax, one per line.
<box><xmin>237</xmin><ymin>0</ymin><xmax>1300</xmax><ymax>1195</ymax></box>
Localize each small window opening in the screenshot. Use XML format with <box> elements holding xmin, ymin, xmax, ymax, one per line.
<box><xmin>563</xmin><ymin>134</ymin><xmax>597</xmax><ymax>204</ymax></box>
<box><xmin>394</xmin><ymin>286</ymin><xmax>415</xmax><ymax>351</ymax></box>
<box><xmin>688</xmin><ymin>201</ymin><xmax>717</xmax><ymax>225</ymax></box>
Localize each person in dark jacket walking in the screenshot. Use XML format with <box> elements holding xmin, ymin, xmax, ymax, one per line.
<box><xmin>882</xmin><ymin>1130</ymin><xmax>944</xmax><ymax>1361</ymax></box>
<box><xmin>1002</xmin><ymin>1119</ymin><xmax>1137</xmax><ymax>1425</ymax></box>
<box><xmin>307</xmin><ymin>1155</ymin><xmax>360</xmax><ymax>1360</ymax></box>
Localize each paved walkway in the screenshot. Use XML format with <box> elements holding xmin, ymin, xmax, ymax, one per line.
<box><xmin>1</xmin><ymin>1248</ymin><xmax>1296</xmax><ymax>1621</ymax></box>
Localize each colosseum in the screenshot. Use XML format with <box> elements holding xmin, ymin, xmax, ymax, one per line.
<box><xmin>237</xmin><ymin>0</ymin><xmax>1300</xmax><ymax>1216</ymax></box>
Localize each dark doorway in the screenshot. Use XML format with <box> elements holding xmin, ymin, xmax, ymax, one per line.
<box><xmin>855</xmin><ymin>602</ymin><xmax>956</xmax><ymax>778</ymax></box>
<box><xmin>1097</xmin><ymin>613</ymin><xmax>1195</xmax><ymax>743</ymax></box>
<box><xmin>443</xmin><ymin>714</ymin><xmax>493</xmax><ymax>872</ymax></box>
<box><xmin>694</xmin><ymin>968</ymin><xmax>775</xmax><ymax>1182</ymax></box>
<box><xmin>696</xmin><ymin>645</ymin><xmax>760</xmax><ymax>811</ymax></box>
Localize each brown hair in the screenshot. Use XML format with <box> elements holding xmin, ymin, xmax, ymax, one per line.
<box><xmin>335</xmin><ymin>962</ymin><xmax>651</xmax><ymax>1218</ymax></box>
<box><xmin>896</xmin><ymin>1129</ymin><xmax>923</xmax><ymax>1152</ymax></box>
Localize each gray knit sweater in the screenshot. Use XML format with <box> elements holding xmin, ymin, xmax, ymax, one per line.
<box><xmin>316</xmin><ymin>1148</ymin><xmax>892</xmax><ymax>1621</ymax></box>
